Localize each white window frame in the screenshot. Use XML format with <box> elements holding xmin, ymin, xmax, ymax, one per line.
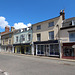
<box><xmin>69</xmin><ymin>32</ymin><xmax>75</xmax><ymax>42</ymax></box>
<box><xmin>37</xmin><ymin>25</ymin><xmax>41</xmax><ymax>30</ymax></box>
<box><xmin>48</xmin><ymin>22</ymin><xmax>54</xmax><ymax>27</ymax></box>
<box><xmin>49</xmin><ymin>31</ymin><xmax>54</xmax><ymax>40</ymax></box>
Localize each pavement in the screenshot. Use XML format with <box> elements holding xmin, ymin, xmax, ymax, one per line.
<box><xmin>1</xmin><ymin>52</ymin><xmax>75</xmax><ymax>62</ymax></box>
<box><xmin>0</xmin><ymin>53</ymin><xmax>75</xmax><ymax>75</ymax></box>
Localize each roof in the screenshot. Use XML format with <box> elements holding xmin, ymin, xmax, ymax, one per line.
<box><xmin>61</xmin><ymin>17</ymin><xmax>75</xmax><ymax>29</ymax></box>
<box><xmin>1</xmin><ymin>31</ymin><xmax>14</xmax><ymax>36</ymax></box>
<box><xmin>32</xmin><ymin>16</ymin><xmax>60</xmax><ymax>26</ymax></box>
<box><xmin>63</xmin><ymin>17</ymin><xmax>75</xmax><ymax>22</ymax></box>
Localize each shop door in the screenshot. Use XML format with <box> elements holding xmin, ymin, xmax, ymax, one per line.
<box><xmin>21</xmin><ymin>46</ymin><xmax>24</xmax><ymax>54</ymax></box>
<box><xmin>46</xmin><ymin>45</ymin><xmax>50</xmax><ymax>56</ymax></box>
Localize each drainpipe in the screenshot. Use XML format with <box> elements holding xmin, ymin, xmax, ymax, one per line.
<box><xmin>56</xmin><ymin>24</ymin><xmax>62</xmax><ymax>58</ymax></box>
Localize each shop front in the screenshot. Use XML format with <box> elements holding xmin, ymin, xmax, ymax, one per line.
<box><xmin>13</xmin><ymin>43</ymin><xmax>31</xmax><ymax>54</ymax></box>
<box><xmin>34</xmin><ymin>40</ymin><xmax>60</xmax><ymax>57</ymax></box>
<box><xmin>62</xmin><ymin>42</ymin><xmax>75</xmax><ymax>59</ymax></box>
<box><xmin>1</xmin><ymin>45</ymin><xmax>14</xmax><ymax>53</ymax></box>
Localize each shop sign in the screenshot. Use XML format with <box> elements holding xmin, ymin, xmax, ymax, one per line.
<box><xmin>72</xmin><ymin>45</ymin><xmax>75</xmax><ymax>48</ymax></box>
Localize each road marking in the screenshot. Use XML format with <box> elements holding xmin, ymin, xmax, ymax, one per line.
<box><xmin>0</xmin><ymin>69</ymin><xmax>9</xmax><ymax>75</ymax></box>
<box><xmin>4</xmin><ymin>72</ymin><xmax>9</xmax><ymax>75</ymax></box>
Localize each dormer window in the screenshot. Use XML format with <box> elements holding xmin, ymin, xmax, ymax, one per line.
<box><xmin>72</xmin><ymin>20</ymin><xmax>75</xmax><ymax>26</ymax></box>
<box><xmin>21</xmin><ymin>29</ymin><xmax>24</xmax><ymax>32</ymax></box>
<box><xmin>24</xmin><ymin>28</ymin><xmax>27</xmax><ymax>31</ymax></box>
<box><xmin>19</xmin><ymin>29</ymin><xmax>21</xmax><ymax>32</ymax></box>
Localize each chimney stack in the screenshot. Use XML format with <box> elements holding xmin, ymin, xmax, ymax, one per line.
<box><xmin>60</xmin><ymin>9</ymin><xmax>65</xmax><ymax>20</ymax></box>
<box><xmin>11</xmin><ymin>26</ymin><xmax>15</xmax><ymax>31</ymax></box>
<box><xmin>5</xmin><ymin>26</ymin><xmax>10</xmax><ymax>32</ymax></box>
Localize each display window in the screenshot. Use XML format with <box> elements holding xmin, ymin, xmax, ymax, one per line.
<box><xmin>63</xmin><ymin>47</ymin><xmax>74</xmax><ymax>57</ymax></box>
<box><xmin>50</xmin><ymin>44</ymin><xmax>59</xmax><ymax>55</ymax></box>
<box><xmin>37</xmin><ymin>44</ymin><xmax>59</xmax><ymax>56</ymax></box>
<box><xmin>37</xmin><ymin>45</ymin><xmax>45</xmax><ymax>54</ymax></box>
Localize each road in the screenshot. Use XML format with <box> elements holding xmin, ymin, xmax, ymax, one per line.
<box><xmin>0</xmin><ymin>53</ymin><xmax>75</xmax><ymax>75</ymax></box>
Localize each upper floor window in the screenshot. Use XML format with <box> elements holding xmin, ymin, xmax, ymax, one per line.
<box><xmin>49</xmin><ymin>31</ymin><xmax>54</xmax><ymax>40</ymax></box>
<box><xmin>9</xmin><ymin>34</ymin><xmax>12</xmax><ymax>38</ymax></box>
<box><xmin>37</xmin><ymin>34</ymin><xmax>41</xmax><ymax>41</ymax></box>
<box><xmin>5</xmin><ymin>39</ymin><xmax>8</xmax><ymax>42</ymax></box>
<box><xmin>20</xmin><ymin>35</ymin><xmax>25</xmax><ymax>42</ymax></box>
<box><xmin>16</xmin><ymin>36</ymin><xmax>18</xmax><ymax>42</ymax></box>
<box><xmin>3</xmin><ymin>40</ymin><xmax>4</xmax><ymax>45</ymax></box>
<box><xmin>69</xmin><ymin>32</ymin><xmax>75</xmax><ymax>41</ymax></box>
<box><xmin>9</xmin><ymin>39</ymin><xmax>11</xmax><ymax>44</ymax></box>
<box><xmin>37</xmin><ymin>25</ymin><xmax>41</xmax><ymax>30</ymax></box>
<box><xmin>28</xmin><ymin>34</ymin><xmax>31</xmax><ymax>41</ymax></box>
<box><xmin>24</xmin><ymin>28</ymin><xmax>27</xmax><ymax>31</ymax></box>
<box><xmin>48</xmin><ymin>22</ymin><xmax>54</xmax><ymax>27</ymax></box>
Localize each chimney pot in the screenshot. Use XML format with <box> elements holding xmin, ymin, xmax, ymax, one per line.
<box><xmin>11</xmin><ymin>26</ymin><xmax>15</xmax><ymax>31</ymax></box>
<box><xmin>5</xmin><ymin>26</ymin><xmax>10</xmax><ymax>32</ymax></box>
<box><xmin>60</xmin><ymin>9</ymin><xmax>65</xmax><ymax>20</ymax></box>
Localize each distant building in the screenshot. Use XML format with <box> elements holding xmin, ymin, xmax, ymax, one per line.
<box><xmin>13</xmin><ymin>26</ymin><xmax>32</xmax><ymax>54</ymax></box>
<box><xmin>60</xmin><ymin>17</ymin><xmax>75</xmax><ymax>59</ymax></box>
<box><xmin>1</xmin><ymin>26</ymin><xmax>15</xmax><ymax>53</ymax></box>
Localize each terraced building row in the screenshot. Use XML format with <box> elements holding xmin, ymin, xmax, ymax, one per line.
<box><xmin>0</xmin><ymin>10</ymin><xmax>75</xmax><ymax>59</ymax></box>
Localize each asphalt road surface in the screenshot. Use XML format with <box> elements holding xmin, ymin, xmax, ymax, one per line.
<box><xmin>0</xmin><ymin>53</ymin><xmax>75</xmax><ymax>75</ymax></box>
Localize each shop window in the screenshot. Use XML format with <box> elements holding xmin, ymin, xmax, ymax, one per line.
<box><xmin>37</xmin><ymin>45</ymin><xmax>41</xmax><ymax>54</ymax></box>
<box><xmin>41</xmin><ymin>45</ymin><xmax>44</xmax><ymax>54</ymax></box>
<box><xmin>50</xmin><ymin>44</ymin><xmax>59</xmax><ymax>55</ymax></box>
<box><xmin>49</xmin><ymin>31</ymin><xmax>54</xmax><ymax>40</ymax></box>
<box><xmin>37</xmin><ymin>45</ymin><xmax>44</xmax><ymax>54</ymax></box>
<box><xmin>63</xmin><ymin>47</ymin><xmax>74</xmax><ymax>57</ymax></box>
<box><xmin>17</xmin><ymin>47</ymin><xmax>20</xmax><ymax>53</ymax></box>
<box><xmin>26</xmin><ymin>47</ymin><xmax>31</xmax><ymax>54</ymax></box>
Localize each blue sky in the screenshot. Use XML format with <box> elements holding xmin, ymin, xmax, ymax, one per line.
<box><xmin>0</xmin><ymin>0</ymin><xmax>75</xmax><ymax>32</ymax></box>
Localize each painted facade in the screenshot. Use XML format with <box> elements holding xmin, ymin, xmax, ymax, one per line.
<box><xmin>32</xmin><ymin>11</ymin><xmax>63</xmax><ymax>57</ymax></box>
<box><xmin>0</xmin><ymin>10</ymin><xmax>75</xmax><ymax>60</ymax></box>
<box><xmin>1</xmin><ymin>31</ymin><xmax>14</xmax><ymax>53</ymax></box>
<box><xmin>60</xmin><ymin>17</ymin><xmax>75</xmax><ymax>59</ymax></box>
<box><xmin>13</xmin><ymin>26</ymin><xmax>32</xmax><ymax>54</ymax></box>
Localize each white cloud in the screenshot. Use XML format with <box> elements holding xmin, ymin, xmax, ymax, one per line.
<box><xmin>0</xmin><ymin>16</ymin><xmax>10</xmax><ymax>29</ymax></box>
<box><xmin>27</xmin><ymin>23</ymin><xmax>32</xmax><ymax>27</ymax></box>
<box><xmin>14</xmin><ymin>22</ymin><xmax>32</xmax><ymax>29</ymax></box>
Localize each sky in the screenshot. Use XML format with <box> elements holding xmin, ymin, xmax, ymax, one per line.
<box><xmin>0</xmin><ymin>0</ymin><xmax>75</xmax><ymax>32</ymax></box>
